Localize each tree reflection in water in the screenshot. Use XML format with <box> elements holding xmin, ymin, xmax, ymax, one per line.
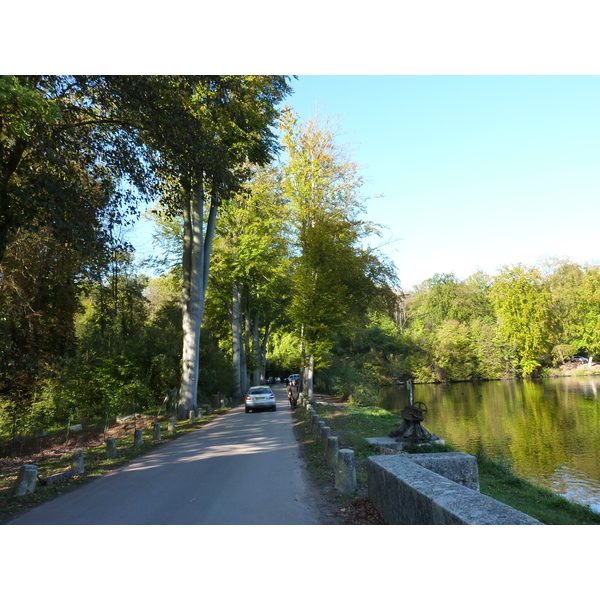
<box><xmin>379</xmin><ymin>378</ymin><xmax>600</xmax><ymax>512</ymax></box>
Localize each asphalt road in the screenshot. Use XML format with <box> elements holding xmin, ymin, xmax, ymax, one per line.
<box><xmin>8</xmin><ymin>385</ymin><xmax>321</xmax><ymax>525</ymax></box>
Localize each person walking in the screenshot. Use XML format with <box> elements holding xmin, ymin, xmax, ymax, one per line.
<box><xmin>288</xmin><ymin>379</ymin><xmax>299</xmax><ymax>409</ymax></box>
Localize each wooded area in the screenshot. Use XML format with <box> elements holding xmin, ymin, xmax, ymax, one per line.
<box><xmin>2</xmin><ymin>75</ymin><xmax>599</xmax><ymax>442</ymax></box>
<box><xmin>0</xmin><ymin>75</ymin><xmax>397</xmax><ymax>438</ymax></box>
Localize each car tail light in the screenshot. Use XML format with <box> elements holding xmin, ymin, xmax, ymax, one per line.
<box><xmin>269</xmin><ymin>393</ymin><xmax>275</xmax><ymax>399</ymax></box>
<box><xmin>245</xmin><ymin>395</ymin><xmax>251</xmax><ymax>401</ymax></box>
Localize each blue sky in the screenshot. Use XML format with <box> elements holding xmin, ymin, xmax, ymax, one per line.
<box><xmin>283</xmin><ymin>75</ymin><xmax>600</xmax><ymax>290</ymax></box>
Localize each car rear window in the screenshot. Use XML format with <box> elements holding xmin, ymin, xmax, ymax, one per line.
<box><xmin>250</xmin><ymin>387</ymin><xmax>271</xmax><ymax>394</ymax></box>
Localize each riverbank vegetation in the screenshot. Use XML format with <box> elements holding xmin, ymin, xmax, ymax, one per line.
<box><xmin>388</xmin><ymin>263</ymin><xmax>600</xmax><ymax>384</ymax></box>
<box><xmin>297</xmin><ymin>400</ymin><xmax>600</xmax><ymax>525</ymax></box>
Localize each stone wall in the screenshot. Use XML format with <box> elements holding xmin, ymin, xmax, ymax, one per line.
<box><xmin>367</xmin><ymin>453</ymin><xmax>543</xmax><ymax>525</ymax></box>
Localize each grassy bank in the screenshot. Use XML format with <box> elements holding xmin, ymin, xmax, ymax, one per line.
<box><xmin>0</xmin><ymin>406</ymin><xmax>237</xmax><ymax>524</ymax></box>
<box><xmin>297</xmin><ymin>397</ymin><xmax>600</xmax><ymax>525</ymax></box>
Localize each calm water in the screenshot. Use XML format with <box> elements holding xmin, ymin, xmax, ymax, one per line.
<box><xmin>379</xmin><ymin>378</ymin><xmax>600</xmax><ymax>512</ymax></box>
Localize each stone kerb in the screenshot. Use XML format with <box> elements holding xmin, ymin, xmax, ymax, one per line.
<box><xmin>310</xmin><ymin>412</ymin><xmax>320</xmax><ymax>431</ymax></box>
<box><xmin>320</xmin><ymin>426</ymin><xmax>331</xmax><ymax>453</ymax></box>
<box><xmin>307</xmin><ymin>406</ymin><xmax>356</xmax><ymax>494</ymax></box>
<box><xmin>316</xmin><ymin>420</ymin><xmax>326</xmax><ymax>442</ymax></box>
<box><xmin>314</xmin><ymin>417</ymin><xmax>325</xmax><ymax>435</ymax></box>
<box><xmin>367</xmin><ymin>454</ymin><xmax>543</xmax><ymax>525</ymax></box>
<box><xmin>134</xmin><ymin>428</ymin><xmax>143</xmax><ymax>448</ymax></box>
<box><xmin>326</xmin><ymin>436</ymin><xmax>339</xmax><ymax>468</ymax></box>
<box><xmin>106</xmin><ymin>437</ymin><xmax>117</xmax><ymax>458</ymax></box>
<box><xmin>335</xmin><ymin>449</ymin><xmax>357</xmax><ymax>494</ymax></box>
<box><xmin>71</xmin><ymin>448</ymin><xmax>84</xmax><ymax>475</ymax></box>
<box><xmin>14</xmin><ymin>464</ymin><xmax>38</xmax><ymax>496</ymax></box>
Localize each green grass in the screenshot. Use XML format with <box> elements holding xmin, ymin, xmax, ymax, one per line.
<box><xmin>476</xmin><ymin>451</ymin><xmax>600</xmax><ymax>525</ymax></box>
<box><xmin>303</xmin><ymin>400</ymin><xmax>600</xmax><ymax>525</ymax></box>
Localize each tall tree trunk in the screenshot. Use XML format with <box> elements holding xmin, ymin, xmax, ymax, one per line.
<box><xmin>252</xmin><ymin>306</ymin><xmax>261</xmax><ymax>385</ymax></box>
<box><xmin>178</xmin><ymin>180</ymin><xmax>218</xmax><ymax>419</ymax></box>
<box><xmin>260</xmin><ymin>323</ymin><xmax>270</xmax><ymax>384</ymax></box>
<box><xmin>241</xmin><ymin>298</ymin><xmax>249</xmax><ymax>394</ymax></box>
<box><xmin>232</xmin><ymin>277</ymin><xmax>243</xmax><ymax>399</ymax></box>
<box><xmin>306</xmin><ymin>354</ymin><xmax>314</xmax><ymax>400</ymax></box>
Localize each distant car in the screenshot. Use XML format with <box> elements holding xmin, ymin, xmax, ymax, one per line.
<box><xmin>288</xmin><ymin>373</ymin><xmax>300</xmax><ymax>383</ymax></box>
<box><xmin>570</xmin><ymin>356</ymin><xmax>589</xmax><ymax>364</ymax></box>
<box><xmin>245</xmin><ymin>386</ymin><xmax>276</xmax><ymax>413</ymax></box>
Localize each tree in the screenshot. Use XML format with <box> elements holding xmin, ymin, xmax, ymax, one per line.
<box><xmin>0</xmin><ymin>226</ymin><xmax>81</xmax><ymax>406</ymax></box>
<box><xmin>114</xmin><ymin>76</ymin><xmax>292</xmax><ymax>417</ymax></box>
<box><xmin>433</xmin><ymin>320</ymin><xmax>473</xmax><ymax>381</ymax></box>
<box><xmin>208</xmin><ymin>164</ymin><xmax>292</xmax><ymax>397</ymax></box>
<box><xmin>280</xmin><ymin>109</ymin><xmax>397</xmax><ymax>398</ymax></box>
<box><xmin>490</xmin><ymin>264</ymin><xmax>556</xmax><ymax>376</ymax></box>
<box><xmin>0</xmin><ymin>76</ymin><xmax>155</xmax><ymax>263</ymax></box>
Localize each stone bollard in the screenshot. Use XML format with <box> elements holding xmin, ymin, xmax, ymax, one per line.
<box><xmin>316</xmin><ymin>418</ymin><xmax>325</xmax><ymax>436</ymax></box>
<box><xmin>198</xmin><ymin>407</ymin><xmax>203</xmax><ymax>420</ymax></box>
<box><xmin>314</xmin><ymin>417</ymin><xmax>325</xmax><ymax>436</ymax></box>
<box><xmin>316</xmin><ymin>421</ymin><xmax>326</xmax><ymax>442</ymax></box>
<box><xmin>134</xmin><ymin>428</ymin><xmax>143</xmax><ymax>448</ymax></box>
<box><xmin>153</xmin><ymin>422</ymin><xmax>161</xmax><ymax>441</ymax></box>
<box><xmin>335</xmin><ymin>449</ymin><xmax>357</xmax><ymax>494</ymax></box>
<box><xmin>14</xmin><ymin>464</ymin><xmax>38</xmax><ymax>496</ymax></box>
<box><xmin>106</xmin><ymin>437</ymin><xmax>117</xmax><ymax>459</ymax></box>
<box><xmin>321</xmin><ymin>426</ymin><xmax>331</xmax><ymax>453</ymax></box>
<box><xmin>326</xmin><ymin>436</ymin><xmax>339</xmax><ymax>468</ymax></box>
<box><xmin>189</xmin><ymin>410</ymin><xmax>196</xmax><ymax>424</ymax></box>
<box><xmin>71</xmin><ymin>448</ymin><xmax>84</xmax><ymax>475</ymax></box>
<box><xmin>168</xmin><ymin>417</ymin><xmax>176</xmax><ymax>434</ymax></box>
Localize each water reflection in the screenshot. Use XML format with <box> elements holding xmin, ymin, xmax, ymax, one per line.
<box><xmin>379</xmin><ymin>378</ymin><xmax>600</xmax><ymax>512</ymax></box>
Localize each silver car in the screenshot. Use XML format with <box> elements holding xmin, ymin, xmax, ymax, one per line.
<box><xmin>245</xmin><ymin>386</ymin><xmax>276</xmax><ymax>413</ymax></box>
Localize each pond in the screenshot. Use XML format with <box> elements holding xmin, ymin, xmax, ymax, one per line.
<box><xmin>378</xmin><ymin>377</ymin><xmax>600</xmax><ymax>513</ymax></box>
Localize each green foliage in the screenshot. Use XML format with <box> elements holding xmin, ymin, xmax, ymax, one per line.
<box><xmin>397</xmin><ymin>258</ymin><xmax>600</xmax><ymax>382</ymax></box>
<box><xmin>266</xmin><ymin>331</ymin><xmax>302</xmax><ymax>376</ymax></box>
<box><xmin>469</xmin><ymin>319</ymin><xmax>511</xmax><ymax>379</ymax></box>
<box><xmin>1</xmin><ymin>75</ymin><xmax>293</xmax><ymax>434</ymax></box>
<box><xmin>280</xmin><ymin>109</ymin><xmax>398</xmax><ymax>370</ymax></box>
<box><xmin>0</xmin><ymin>227</ymin><xmax>81</xmax><ymax>407</ymax></box>
<box><xmin>433</xmin><ymin>320</ymin><xmax>473</xmax><ymax>381</ymax></box>
<box><xmin>490</xmin><ymin>264</ymin><xmax>555</xmax><ymax>376</ymax></box>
